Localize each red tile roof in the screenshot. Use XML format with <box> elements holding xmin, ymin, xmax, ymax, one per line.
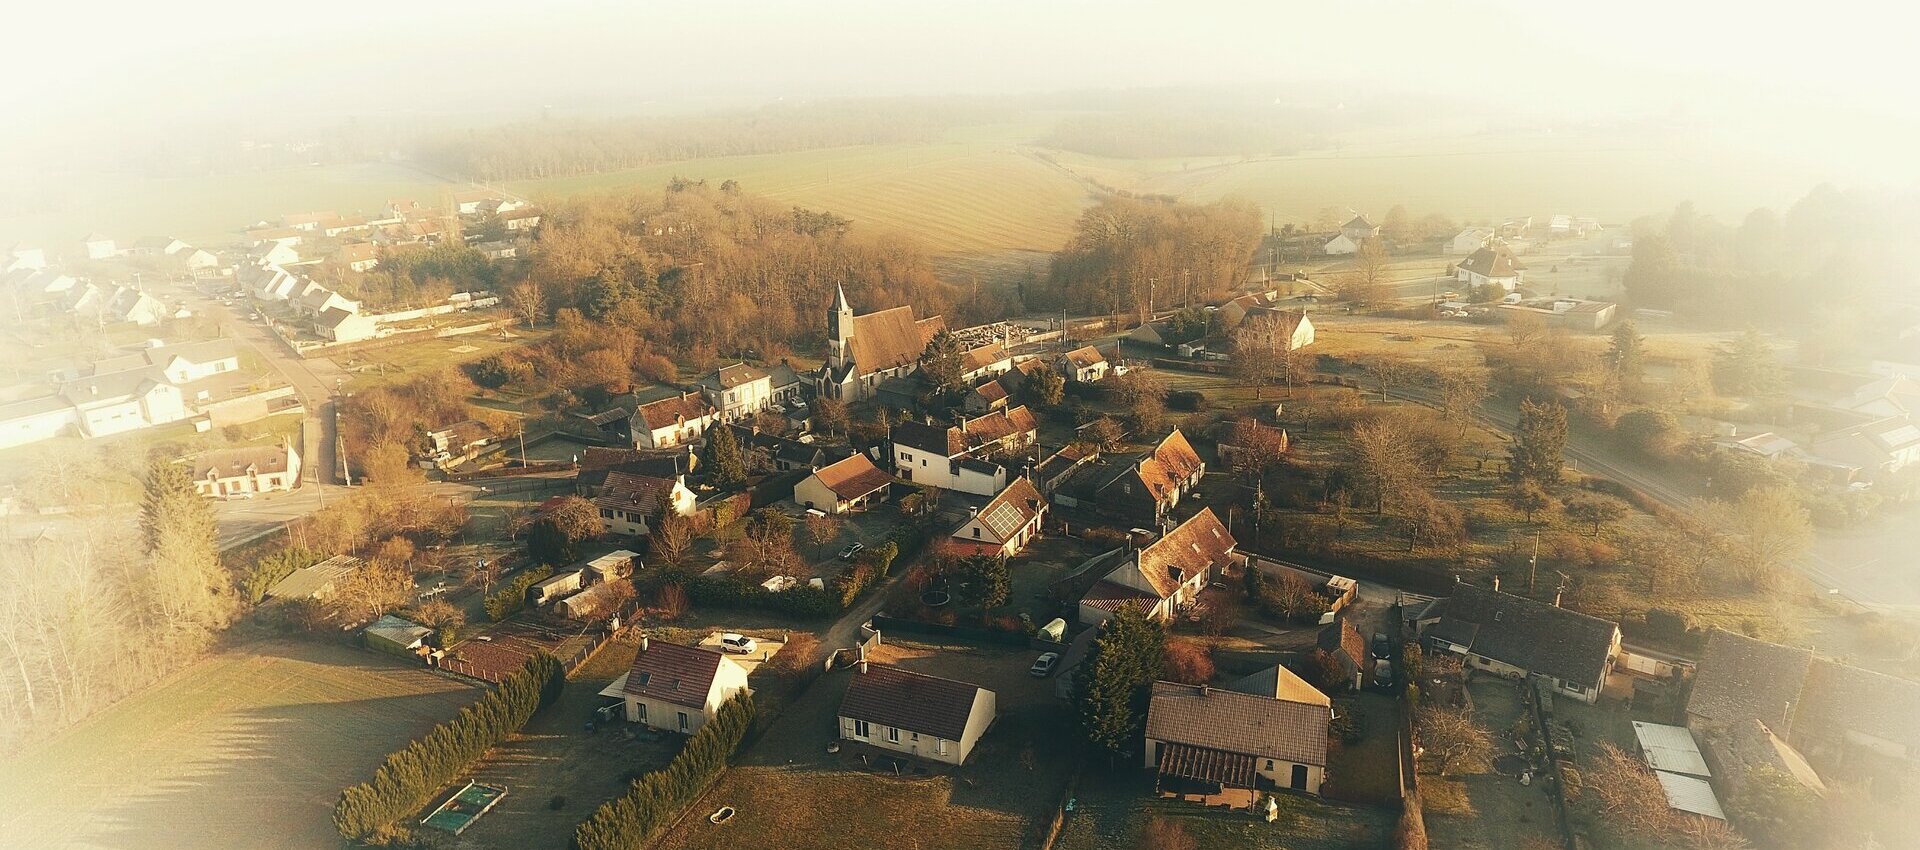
<box><xmin>1134</xmin><ymin>508</ymin><xmax>1236</xmax><ymax>597</ymax></box>
<box><xmin>625</xmin><ymin>640</ymin><xmax>728</xmax><ymax>709</ymax></box>
<box><xmin>810</xmin><ymin>453</ymin><xmax>895</xmax><ymax>501</ymax></box>
<box><xmin>839</xmin><ymin>663</ymin><xmax>987</xmax><ymax>741</ymax></box>
<box><xmin>635</xmin><ymin>392</ymin><xmax>714</xmax><ymax>432</ymax></box>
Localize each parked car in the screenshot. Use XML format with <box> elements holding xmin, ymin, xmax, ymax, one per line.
<box><xmin>838</xmin><ymin>542</ymin><xmax>865</xmax><ymax>561</ymax></box>
<box><xmin>1372</xmin><ymin>658</ymin><xmax>1393</xmax><ymax>689</ymax></box>
<box><xmin>1029</xmin><ymin>652</ymin><xmax>1061</xmax><ymax>678</ymax></box>
<box><xmin>719</xmin><ymin>633</ymin><xmax>757</xmax><ymax>655</ymax></box>
<box><xmin>1370</xmin><ymin>633</ymin><xmax>1392</xmax><ymax>660</ymax></box>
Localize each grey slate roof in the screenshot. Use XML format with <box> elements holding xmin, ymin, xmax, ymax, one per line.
<box><xmin>1145</xmin><ymin>680</ymin><xmax>1329</xmax><ymax>768</ymax></box>
<box><xmin>1425</xmin><ymin>584</ymin><xmax>1618</xmax><ymax>692</ymax></box>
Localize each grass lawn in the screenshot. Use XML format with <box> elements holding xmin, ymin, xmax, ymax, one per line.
<box><xmin>1324</xmin><ymin>694</ymin><xmax>1403</xmax><ymax>805</ymax></box>
<box><xmin>1055</xmin><ymin>768</ymin><xmax>1394</xmax><ymax>850</ymax></box>
<box><xmin>0</xmin><ymin>640</ymin><xmax>479</xmax><ymax>850</ymax></box>
<box><xmin>335</xmin><ymin>323</ymin><xmax>538</xmax><ymax>392</ymax></box>
<box><xmin>1420</xmin><ymin>679</ymin><xmax>1561</xmax><ymax>850</ymax></box>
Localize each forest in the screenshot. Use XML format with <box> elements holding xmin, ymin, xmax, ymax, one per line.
<box><xmin>1042</xmin><ymin>194</ymin><xmax>1264</xmax><ymax>318</ymax></box>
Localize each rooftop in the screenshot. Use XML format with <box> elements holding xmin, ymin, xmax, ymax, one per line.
<box><xmin>839</xmin><ymin>663</ymin><xmax>988</xmax><ymax>741</ymax></box>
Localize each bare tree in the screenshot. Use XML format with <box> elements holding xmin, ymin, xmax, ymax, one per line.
<box><xmin>804</xmin><ymin>513</ymin><xmax>843</xmax><ymax>560</ymax></box>
<box><xmin>1416</xmin><ymin>704</ymin><xmax>1493</xmax><ymax>775</ymax></box>
<box><xmin>1585</xmin><ymin>743</ymin><xmax>1686</xmax><ymax>837</ymax></box>
<box><xmin>507</xmin><ymin>279</ymin><xmax>544</xmax><ymax>329</ymax></box>
<box><xmin>652</xmin><ymin>513</ymin><xmax>693</xmax><ymax>566</ymax></box>
<box><xmin>1350</xmin><ymin>417</ymin><xmax>1425</xmax><ymax>513</ymax></box>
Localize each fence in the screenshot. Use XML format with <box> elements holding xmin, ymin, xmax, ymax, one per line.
<box><xmin>868</xmin><ymin>614</ymin><xmax>1031</xmax><ymax>647</ymax></box>
<box><xmin>444</xmin><ymin>461</ymin><xmax>575</xmax><ymax>482</ymax></box>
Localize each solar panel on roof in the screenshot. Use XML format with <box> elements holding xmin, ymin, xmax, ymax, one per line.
<box><xmin>982</xmin><ymin>501</ymin><xmax>1023</xmax><ymax>537</ymax></box>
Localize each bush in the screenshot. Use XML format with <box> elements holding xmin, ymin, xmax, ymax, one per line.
<box><xmin>241</xmin><ymin>547</ymin><xmax>323</xmax><ymax>604</ymax></box>
<box><xmin>485</xmin><ymin>565</ymin><xmax>557</xmax><ymax>621</ymax></box>
<box><xmin>636</xmin><ymin>567</ymin><xmax>840</xmax><ymax>619</ymax></box>
<box><xmin>572</xmin><ymin>695</ymin><xmax>755</xmax><ymax>850</ymax></box>
<box><xmin>1166</xmin><ymin>390</ymin><xmax>1206</xmax><ymax>412</ymax></box>
<box><xmin>549</xmin><ymin>795</ymin><xmax>568</xmax><ymax>811</ymax></box>
<box><xmin>333</xmin><ymin>653</ymin><xmax>564</xmax><ymax>839</ymax></box>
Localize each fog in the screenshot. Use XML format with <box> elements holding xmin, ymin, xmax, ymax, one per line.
<box><xmin>6</xmin><ymin>0</ymin><xmax>1918</xmax><ymax>184</ymax></box>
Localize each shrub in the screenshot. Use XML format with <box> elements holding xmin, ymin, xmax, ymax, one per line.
<box><xmin>333</xmin><ymin>654</ymin><xmax>564</xmax><ymax>839</ymax></box>
<box><xmin>572</xmin><ymin>695</ymin><xmax>755</xmax><ymax>850</ymax></box>
<box><xmin>241</xmin><ymin>547</ymin><xmax>323</xmax><ymax>604</ymax></box>
<box><xmin>1162</xmin><ymin>640</ymin><xmax>1215</xmax><ymax>685</ymax></box>
<box><xmin>485</xmin><ymin>564</ymin><xmax>557</xmax><ymax>621</ymax></box>
<box><xmin>1166</xmin><ymin>390</ymin><xmax>1206</xmax><ymax>412</ymax></box>
<box><xmin>549</xmin><ymin>795</ymin><xmax>568</xmax><ymax>811</ymax></box>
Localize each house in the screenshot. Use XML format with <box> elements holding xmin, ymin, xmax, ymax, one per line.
<box><xmin>1498</xmin><ymin>216</ymin><xmax>1533</xmax><ymax>239</ymax></box>
<box><xmin>365</xmin><ymin>615</ymin><xmax>434</xmax><ymax>656</ymax></box>
<box><xmin>614</xmin><ymin>636</ymin><xmax>751</xmax><ymax>735</ymax></box>
<box><xmin>949</xmin><ymin>476</ymin><xmax>1048</xmax><ymax>558</ymax></box>
<box><xmin>131</xmin><ymin>237</ymin><xmax>190</xmax><ymax>257</ymax></box>
<box><xmin>294</xmin><ymin>284</ymin><xmax>359</xmax><ymax>318</ymax></box>
<box><xmin>1144</xmin><ymin>673</ymin><xmax>1331</xmax><ymax>805</ymax></box>
<box><xmin>182</xmin><ymin>248</ymin><xmax>220</xmax><ymax>271</ymax></box>
<box><xmin>502</xmin><ymin>209</ymin><xmax>543</xmax><ymax>231</ymax></box>
<box><xmin>960</xmin><ymin>340</ymin><xmax>1014</xmax><ymax>382</ymax></box>
<box><xmin>1446</xmin><ymin>227</ymin><xmax>1494</xmax><ymax>255</ymax></box>
<box><xmin>320</xmin><ymin>217</ymin><xmax>372</xmax><ymax>238</ymax></box>
<box><xmin>385</xmin><ymin>199</ymin><xmax>426</xmax><ymax>220</ymax></box>
<box><xmin>453</xmin><ymin>191</ymin><xmax>503</xmax><ymax>215</ymax></box>
<box><xmin>593</xmin><ymin>470</ymin><xmax>696</xmax><ymax>536</ymax></box>
<box><xmin>766</xmin><ymin>361</ymin><xmax>806</xmax><ymax>409</ymax></box>
<box><xmin>332</xmin><ymin>242</ymin><xmax>379</xmax><ymax>272</ymax></box>
<box><xmin>92</xmin><ymin>339</ymin><xmax>239</xmax><ymax>385</ymax></box>
<box><xmin>1079</xmin><ymin>508</ymin><xmax>1237</xmax><ymax>626</ymax></box>
<box><xmin>265</xmin><ymin>555</ymin><xmax>363</xmax><ymax>600</ymax></box>
<box><xmin>1833</xmin><ymin>374</ymin><xmax>1920</xmax><ymax>419</ymax></box>
<box><xmin>1718</xmin><ymin>432</ymin><xmax>1799</xmax><ymax>460</ymax></box>
<box><xmin>818</xmin><ymin>284</ymin><xmax>946</xmax><ymax>402</ymax></box>
<box><xmin>425</xmin><ymin>420</ymin><xmax>501</xmax><ymax>467</ymax></box>
<box><xmin>187</xmin><ymin>441</ymin><xmax>301</xmax><ymax>497</ymax></box>
<box><xmin>1061</xmin><ymin>345</ymin><xmax>1112</xmax><ymax>383</ymax></box>
<box><xmin>1321</xmin><ymin>233</ymin><xmax>1360</xmax><ymax>256</ymax></box>
<box><xmin>282</xmin><ymin>211</ymin><xmax>337</xmax><ymax>231</ymax></box>
<box><xmin>59</xmin><ymin>368</ymin><xmax>190</xmax><ymax>440</ymax></box>
<box><xmin>697</xmin><ymin>363</ymin><xmax>774</xmax><ymax>423</ymax></box>
<box><xmin>630</xmin><ymin>392</ymin><xmax>717</xmax><ymax>449</ymax></box>
<box><xmin>82</xmin><ymin>233</ymin><xmax>119</xmax><ymax>260</ymax></box>
<box><xmin>105</xmin><ymin>287</ymin><xmax>166</xmax><ymax>326</ymax></box>
<box><xmin>963</xmin><ymin>379</ymin><xmax>1009</xmax><ymax>414</ymax></box>
<box><xmin>1236</xmin><ymin>307</ymin><xmax>1315</xmax><ymax>351</ymax></box>
<box><xmin>252</xmin><ymin>241</ymin><xmax>302</xmax><ymax>267</ymax></box>
<box><xmin>6</xmin><ymin>244</ymin><xmax>47</xmax><ymax>272</ymax></box>
<box><xmin>247</xmin><ymin>226</ymin><xmax>304</xmax><ymax>246</ymax></box>
<box><xmin>1031</xmin><ymin>444</ymin><xmax>1097</xmax><ymax>495</ymax></box>
<box><xmin>1808</xmin><ymin>416</ymin><xmax>1920</xmax><ymax>478</ymax></box>
<box><xmin>1455</xmin><ymin>244</ymin><xmax>1527</xmax><ymax>291</ymax></box>
<box><xmin>316</xmin><ymin>307</ymin><xmax>377</xmax><ymax>343</ymax></box>
<box><xmin>794</xmin><ymin>453</ymin><xmax>894</xmax><ymax>514</ymax></box>
<box><xmin>1340</xmin><ymin>215</ymin><xmax>1380</xmax><ymax>243</ymax></box>
<box><xmin>1314</xmin><ymin>612</ymin><xmax>1368</xmax><ymax>692</ymax></box>
<box><xmin>1686</xmin><ymin>628</ymin><xmax>1920</xmax><ymax>769</ymax></box>
<box><xmin>475</xmin><ymin>240</ymin><xmax>516</xmax><ymax>260</ymax></box>
<box><xmin>887</xmin><ymin>406</ymin><xmax>1038</xmax><ymax>497</ymax></box>
<box><xmin>838</xmin><ymin>662</ymin><xmax>997</xmax><ymax>766</ymax></box>
<box><xmin>1054</xmin><ymin>429</ymin><xmax>1206</xmax><ymax>528</ymax></box>
<box><xmin>1409</xmin><ymin>583</ymin><xmax>1621</xmax><ymax>703</ymax></box>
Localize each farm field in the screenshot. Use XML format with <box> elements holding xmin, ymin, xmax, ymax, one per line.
<box><xmin>0</xmin><ymin>161</ymin><xmax>455</xmax><ymax>249</ymax></box>
<box><xmin>507</xmin><ymin>141</ymin><xmax>1094</xmax><ymax>256</ymax></box>
<box><xmin>0</xmin><ymin>640</ymin><xmax>479</xmax><ymax>850</ymax></box>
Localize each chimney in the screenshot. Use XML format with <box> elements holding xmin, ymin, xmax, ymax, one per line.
<box><xmin>857</xmin><ymin>660</ymin><xmax>869</xmax><ymax>674</ymax></box>
<box><xmin>1553</xmin><ymin>588</ymin><xmax>1564</xmax><ymax>608</ymax></box>
<box><xmin>1200</xmin><ymin>684</ymin><xmax>1211</xmax><ymax>697</ymax></box>
<box><xmin>1492</xmin><ymin>577</ymin><xmax>1499</xmax><ymax>593</ymax></box>
<box><xmin>639</xmin><ymin>635</ymin><xmax>649</xmax><ymax>651</ymax></box>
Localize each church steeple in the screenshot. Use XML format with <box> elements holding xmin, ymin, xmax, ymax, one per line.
<box><xmin>828</xmin><ymin>282</ymin><xmax>854</xmax><ymax>342</ymax></box>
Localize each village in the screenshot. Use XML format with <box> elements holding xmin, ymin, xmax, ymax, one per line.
<box><xmin>4</xmin><ymin>178</ymin><xmax>1919</xmax><ymax>850</ymax></box>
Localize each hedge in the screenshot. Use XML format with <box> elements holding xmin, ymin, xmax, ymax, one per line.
<box><xmin>333</xmin><ymin>653</ymin><xmax>565</xmax><ymax>839</ymax></box>
<box><xmin>485</xmin><ymin>564</ymin><xmax>557</xmax><ymax>621</ymax></box>
<box><xmin>573</xmin><ymin>694</ymin><xmax>756</xmax><ymax>850</ymax></box>
<box><xmin>638</xmin><ymin>567</ymin><xmax>840</xmax><ymax>619</ymax></box>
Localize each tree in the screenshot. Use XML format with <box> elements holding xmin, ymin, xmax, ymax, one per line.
<box><xmin>1615</xmin><ymin>408</ymin><xmax>1684</xmax><ymax>458</ymax></box>
<box><xmin>1606</xmin><ymin>320</ymin><xmax>1646</xmax><ymax>392</ymax></box>
<box><xmin>1507</xmin><ymin>480</ymin><xmax>1554</xmax><ymax>524</ymax></box>
<box><xmin>1363</xmin><ymin>355</ymin><xmax>1419</xmax><ymax>402</ymax></box>
<box><xmin>1714</xmin><ymin>329</ymin><xmax>1785</xmax><ymax>398</ymax></box>
<box><xmin>140</xmin><ymin>459</ymin><xmax>232</xmax><ymax>632</ymax></box>
<box><xmin>528</xmin><ymin>496</ymin><xmax>601</xmax><ymax>566</ymax></box>
<box><xmin>1021</xmin><ymin>367</ymin><xmax>1065</xmax><ymax>407</ymax></box>
<box><xmin>918</xmin><ymin>328</ymin><xmax>967</xmax><ymax>396</ymax></box>
<box><xmin>652</xmin><ymin>513</ymin><xmax>692</xmax><ymax>566</ymax></box>
<box><xmin>1416</xmin><ymin>705</ymin><xmax>1493</xmax><ymax>775</ymax></box>
<box><xmin>1226</xmin><ymin>419</ymin><xmax>1290</xmax><ymax>479</ymax></box>
<box><xmin>1563</xmin><ymin>495</ymin><xmax>1627</xmax><ymax>537</ymax></box>
<box><xmin>1161</xmin><ymin>640</ymin><xmax>1215</xmax><ymax>685</ymax></box>
<box><xmin>413</xmin><ymin>598</ymin><xmax>465</xmax><ymax>644</ymax></box>
<box><xmin>1350</xmin><ymin>417</ymin><xmax>1425</xmax><ymax>513</ymax></box>
<box><xmin>1509</xmin><ymin>399</ymin><xmax>1568</xmax><ymax>484</ymax></box>
<box><xmin>1710</xmin><ymin>487</ymin><xmax>1812</xmax><ymax>589</ymax></box>
<box><xmin>507</xmin><ymin>279</ymin><xmax>544</xmax><ymax>329</ymax></box>
<box><xmin>1584</xmin><ymin>742</ymin><xmax>1686</xmax><ymax>838</ymax></box>
<box><xmin>1341</xmin><ymin>238</ymin><xmax>1391</xmax><ymax>305</ymax></box>
<box><xmin>702</xmin><ymin>424</ymin><xmax>748</xmax><ymax>489</ymax></box>
<box><xmin>950</xmin><ymin>555</ymin><xmax>1010</xmax><ymax>611</ymax></box>
<box><xmin>1073</xmin><ymin>607</ymin><xmax>1165</xmax><ymax>760</ymax></box>
<box><xmin>803</xmin><ymin>513</ymin><xmax>842</xmax><ymax>560</ymax></box>
<box><xmin>812</xmin><ymin>397</ymin><xmax>848</xmax><ymax>438</ymax></box>
<box><xmin>1434</xmin><ymin>364</ymin><xmax>1490</xmax><ymax>436</ymax></box>
<box><xmin>1080</xmin><ymin>416</ymin><xmax>1127</xmax><ymax>452</ymax></box>
<box><xmin>330</xmin><ymin>560</ymin><xmax>413</xmax><ymax>624</ymax></box>
<box><xmin>1232</xmin><ymin>311</ymin><xmax>1287</xmax><ymax>400</ymax></box>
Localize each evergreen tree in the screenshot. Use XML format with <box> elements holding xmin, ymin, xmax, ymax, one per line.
<box><xmin>918</xmin><ymin>329</ymin><xmax>967</xmax><ymax>396</ymax></box>
<box><xmin>140</xmin><ymin>459</ymin><xmax>230</xmax><ymax>630</ymax></box>
<box><xmin>1072</xmin><ymin>607</ymin><xmax>1166</xmax><ymax>760</ymax></box>
<box><xmin>1508</xmin><ymin>399</ymin><xmax>1568</xmax><ymax>484</ymax></box>
<box><xmin>1022</xmin><ymin>367</ymin><xmax>1065</xmax><ymax>407</ymax></box>
<box><xmin>1606</xmin><ymin>320</ymin><xmax>1646</xmax><ymax>390</ymax></box>
<box><xmin>950</xmin><ymin>555</ymin><xmax>1010</xmax><ymax>611</ymax></box>
<box><xmin>703</xmin><ymin>424</ymin><xmax>748</xmax><ymax>489</ymax></box>
<box><xmin>528</xmin><ymin>496</ymin><xmax>601</xmax><ymax>565</ymax></box>
<box><xmin>1713</xmin><ymin>328</ymin><xmax>1785</xmax><ymax>397</ymax></box>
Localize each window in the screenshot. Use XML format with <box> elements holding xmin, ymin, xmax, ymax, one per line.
<box><xmin>677</xmin><ymin>712</ymin><xmax>690</xmax><ymax>732</ymax></box>
<box><xmin>971</xmin><ymin>527</ymin><xmax>980</xmax><ymax>538</ymax></box>
<box><xmin>887</xmin><ymin>726</ymin><xmax>900</xmax><ymax>744</ymax></box>
<box><xmin>1265</xmin><ymin>760</ymin><xmax>1275</xmax><ymax>771</ymax></box>
<box><xmin>852</xmin><ymin>719</ymin><xmax>870</xmax><ymax>739</ymax></box>
<box><xmin>911</xmin><ymin>732</ymin><xmax>918</xmax><ymax>742</ymax></box>
<box><xmin>635</xmin><ymin>702</ymin><xmax>647</xmax><ymax>722</ymax></box>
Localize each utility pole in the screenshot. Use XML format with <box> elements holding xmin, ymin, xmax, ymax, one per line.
<box><xmin>1528</xmin><ymin>532</ymin><xmax>1540</xmax><ymax>593</ymax></box>
<box><xmin>1183</xmin><ymin>268</ymin><xmax>1191</xmax><ymax>309</ymax></box>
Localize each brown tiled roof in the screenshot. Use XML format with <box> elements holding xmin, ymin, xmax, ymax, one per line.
<box><xmin>1133</xmin><ymin>508</ymin><xmax>1236</xmax><ymax>597</ymax></box>
<box><xmin>189</xmin><ymin>444</ymin><xmax>293</xmax><ymax>480</ymax></box>
<box><xmin>1146</xmin><ymin>681</ymin><xmax>1329</xmax><ymax>768</ymax></box>
<box><xmin>635</xmin><ymin>392</ymin><xmax>714</xmax><ymax>432</ymax></box>
<box><xmin>1152</xmin><ymin>430</ymin><xmax>1204</xmax><ymax>482</ymax></box>
<box><xmin>335</xmin><ymin>242</ymin><xmax>377</xmax><ymax>263</ymax></box>
<box><xmin>595</xmin><ymin>471</ymin><xmax>677</xmax><ymax>516</ymax></box>
<box><xmin>1458</xmin><ymin>244</ymin><xmax>1526</xmax><ymax>277</ymax></box>
<box><xmin>1080</xmin><ymin>580</ymin><xmax>1160</xmax><ymax>614</ymax></box>
<box><xmin>1688</xmin><ymin>629</ymin><xmax>1813</xmax><ymax>732</ymax></box>
<box><xmin>839</xmin><ymin>663</ymin><xmax>986</xmax><ymax>741</ymax></box>
<box><xmin>1317</xmin><ymin>613</ymin><xmax>1366</xmax><ymax>670</ymax></box>
<box><xmin>847</xmin><ymin>305</ymin><xmax>945</xmax><ymax>379</ymax></box>
<box><xmin>1797</xmin><ymin>658</ymin><xmax>1920</xmax><ymax>751</ymax></box>
<box><xmin>1158</xmin><ymin>741</ymin><xmax>1256</xmax><ymax>787</ymax></box>
<box><xmin>961</xmin><ymin>341</ymin><xmax>1010</xmax><ymax>373</ymax></box>
<box><xmin>972</xmin><ymin>381</ymin><xmax>1008</xmax><ymax>403</ymax></box>
<box><xmin>810</xmin><ymin>453</ymin><xmax>894</xmax><ymax>501</ymax></box>
<box><xmin>1428</xmin><ymin>584</ymin><xmax>1618</xmax><ymax>692</ymax></box>
<box><xmin>1064</xmin><ymin>345</ymin><xmax>1106</xmax><ymax>370</ymax></box>
<box><xmin>972</xmin><ymin>476</ymin><xmax>1046</xmax><ymax>541</ymax></box>
<box><xmin>964</xmin><ymin>405</ymin><xmax>1038</xmax><ymax>448</ymax></box>
<box><xmin>579</xmin><ymin>446</ymin><xmax>692</xmax><ymax>476</ymax></box>
<box><xmin>624</xmin><ymin>640</ymin><xmax>728</xmax><ymax>710</ymax></box>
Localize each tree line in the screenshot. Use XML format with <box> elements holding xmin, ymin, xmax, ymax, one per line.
<box><xmin>1043</xmin><ymin>195</ymin><xmax>1264</xmax><ymax>319</ymax></box>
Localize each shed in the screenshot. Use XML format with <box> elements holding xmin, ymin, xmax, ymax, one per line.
<box><xmin>364</xmin><ymin>615</ymin><xmax>433</xmax><ymax>656</ymax></box>
<box><xmin>529</xmin><ymin>569</ymin><xmax>586</xmax><ymax>606</ymax></box>
<box><xmin>1654</xmin><ymin>770</ymin><xmax>1726</xmax><ymax>820</ymax></box>
<box><xmin>1633</xmin><ymin>721</ymin><xmax>1711</xmax><ymax>777</ymax></box>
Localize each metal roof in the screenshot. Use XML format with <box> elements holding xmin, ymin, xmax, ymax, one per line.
<box><xmin>1654</xmin><ymin>770</ymin><xmax>1726</xmax><ymax>821</ymax></box>
<box><xmin>1633</xmin><ymin>721</ymin><xmax>1711</xmax><ymax>777</ymax></box>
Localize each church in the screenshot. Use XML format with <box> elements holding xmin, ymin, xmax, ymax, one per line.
<box><xmin>817</xmin><ymin>284</ymin><xmax>945</xmax><ymax>402</ymax></box>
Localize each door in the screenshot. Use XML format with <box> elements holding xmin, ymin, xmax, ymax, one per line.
<box><xmin>1290</xmin><ymin>764</ymin><xmax>1308</xmax><ymax>790</ymax></box>
<box><xmin>677</xmin><ymin>712</ymin><xmax>690</xmax><ymax>733</ymax></box>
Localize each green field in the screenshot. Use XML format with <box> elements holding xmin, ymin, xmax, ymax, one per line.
<box><xmin>0</xmin><ymin>640</ymin><xmax>479</xmax><ymax>850</ymax></box>
<box><xmin>0</xmin><ymin>161</ymin><xmax>454</xmax><ymax>249</ymax></box>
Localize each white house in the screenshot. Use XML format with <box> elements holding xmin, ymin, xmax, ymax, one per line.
<box><xmin>948</xmin><ymin>475</ymin><xmax>1047</xmax><ymax>558</ymax></box>
<box><xmin>1339</xmin><ymin>214</ymin><xmax>1379</xmax><ymax>243</ymax></box>
<box><xmin>1079</xmin><ymin>508</ymin><xmax>1237</xmax><ymax>626</ymax></box>
<box><xmin>188</xmin><ymin>441</ymin><xmax>301</xmax><ymax>497</ymax></box>
<box><xmin>1446</xmin><ymin>227</ymin><xmax>1494</xmax><ymax>255</ymax></box>
<box><xmin>317</xmin><ymin>307</ymin><xmax>378</xmax><ymax>343</ymax></box>
<box><xmin>182</xmin><ymin>248</ymin><xmax>220</xmax><ymax>271</ymax></box>
<box><xmin>5</xmin><ymin>244</ymin><xmax>47</xmax><ymax>272</ymax></box>
<box><xmin>1410</xmin><ymin>583</ymin><xmax>1621</xmax><ymax>704</ymax></box>
<box><xmin>697</xmin><ymin>363</ymin><xmax>774</xmax><ymax>423</ymax></box>
<box><xmin>1809</xmin><ymin>417</ymin><xmax>1920</xmax><ymax>478</ymax></box>
<box><xmin>613</xmin><ymin>636</ymin><xmax>751</xmax><ymax>735</ymax></box>
<box><xmin>82</xmin><ymin>233</ymin><xmax>119</xmax><ymax>260</ymax></box>
<box><xmin>630</xmin><ymin>392</ymin><xmax>717</xmax><ymax>449</ymax></box>
<box><xmin>1455</xmin><ymin>243</ymin><xmax>1526</xmax><ymax>291</ymax></box>
<box><xmin>839</xmin><ymin>662</ymin><xmax>997</xmax><ymax>766</ymax></box>
<box><xmin>1321</xmin><ymin>233</ymin><xmax>1359</xmax><ymax>256</ymax></box>
<box><xmin>1145</xmin><ymin>670</ymin><xmax>1332</xmax><ymax>805</ymax></box>
<box><xmin>63</xmin><ymin>369</ymin><xmax>190</xmax><ymax>440</ymax></box>
<box><xmin>593</xmin><ymin>471</ymin><xmax>697</xmax><ymax>536</ymax></box>
<box><xmin>1061</xmin><ymin>345</ymin><xmax>1111</xmax><ymax>383</ymax></box>
<box><xmin>333</xmin><ymin>243</ymin><xmax>379</xmax><ymax>273</ymax></box>
<box><xmin>888</xmin><ymin>406</ymin><xmax>1038</xmax><ymax>497</ymax></box>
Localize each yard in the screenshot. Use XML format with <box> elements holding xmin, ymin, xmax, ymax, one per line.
<box><xmin>0</xmin><ymin>640</ymin><xmax>479</xmax><ymax>850</ymax></box>
<box><xmin>1054</xmin><ymin>768</ymin><xmax>1395</xmax><ymax>850</ymax></box>
<box><xmin>336</xmin><ymin>325</ymin><xmax>538</xmax><ymax>392</ymax></box>
<box><xmin>653</xmin><ymin>639</ymin><xmax>1077</xmax><ymax>850</ymax></box>
<box><xmin>1420</xmin><ymin>677</ymin><xmax>1562</xmax><ymax>850</ymax></box>
<box><xmin>1323</xmin><ymin>693</ymin><xmax>1403</xmax><ymax>804</ymax></box>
